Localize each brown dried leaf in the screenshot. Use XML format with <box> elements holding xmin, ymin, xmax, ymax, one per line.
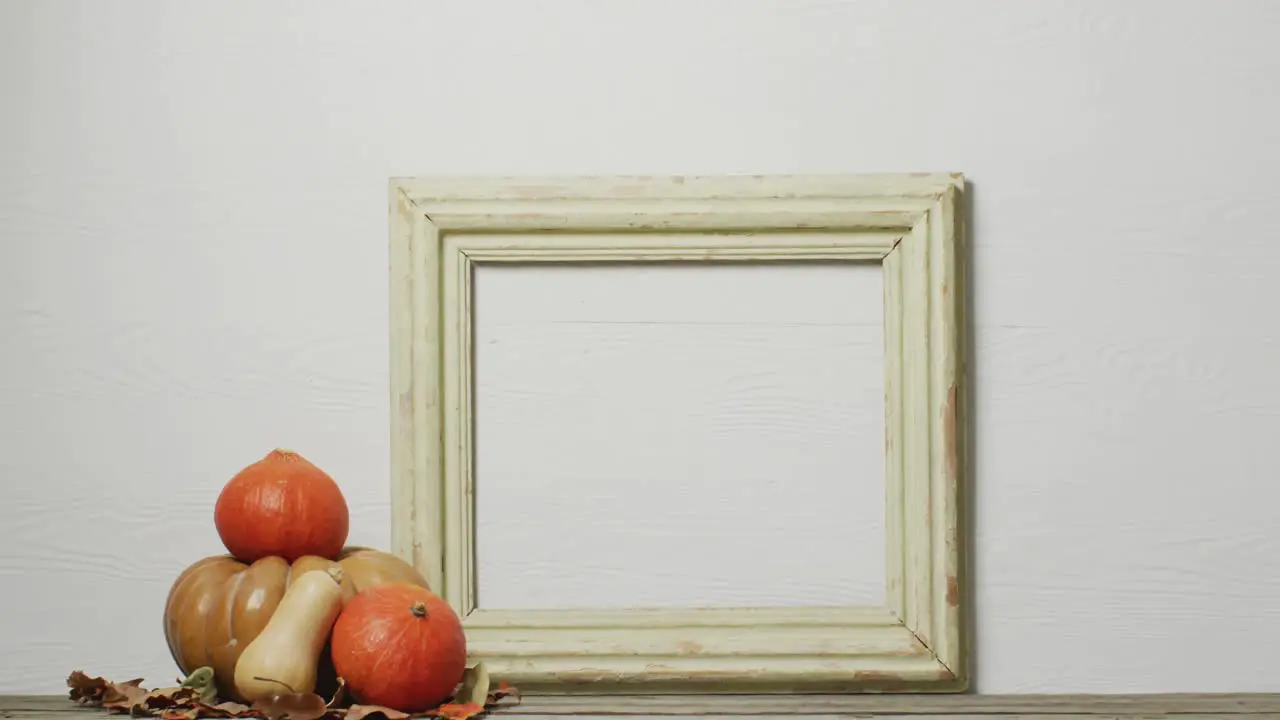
<box><xmin>66</xmin><ymin>670</ymin><xmax>259</xmax><ymax>718</ymax></box>
<box><xmin>67</xmin><ymin>670</ymin><xmax>146</xmax><ymax>706</ymax></box>
<box><xmin>253</xmin><ymin>691</ymin><xmax>329</xmax><ymax>720</ymax></box>
<box><xmin>102</xmin><ymin>684</ymin><xmax>150</xmax><ymax>711</ymax></box>
<box><xmin>427</xmin><ymin>703</ymin><xmax>484</xmax><ymax>720</ymax></box>
<box><xmin>196</xmin><ymin>701</ymin><xmax>254</xmax><ymax>717</ymax></box>
<box><xmin>66</xmin><ymin>668</ymin><xmax>512</xmax><ymax>720</ymax></box>
<box><xmin>100</xmin><ymin>680</ymin><xmax>149</xmax><ymax>710</ymax></box>
<box><xmin>344</xmin><ymin>705</ymin><xmax>409</xmax><ymax>720</ymax></box>
<box><xmin>67</xmin><ymin>670</ymin><xmax>108</xmax><ymax>702</ymax></box>
<box><xmin>140</xmin><ymin>685</ymin><xmax>203</xmax><ymax>711</ymax></box>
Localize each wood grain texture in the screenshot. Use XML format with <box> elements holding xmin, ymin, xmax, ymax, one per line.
<box><xmin>388</xmin><ymin>174</ymin><xmax>968</xmax><ymax>694</ymax></box>
<box><xmin>7</xmin><ymin>694</ymin><xmax>1280</xmax><ymax>719</ymax></box>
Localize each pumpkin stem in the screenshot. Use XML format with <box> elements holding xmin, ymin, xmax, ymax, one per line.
<box><xmin>410</xmin><ymin>601</ymin><xmax>428</xmax><ymax>618</ymax></box>
<box><xmin>253</xmin><ymin>676</ymin><xmax>297</xmax><ymax>694</ymax></box>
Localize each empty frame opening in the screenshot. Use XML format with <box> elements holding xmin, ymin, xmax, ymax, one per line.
<box><xmin>472</xmin><ymin>260</ymin><xmax>886</xmax><ymax>611</ymax></box>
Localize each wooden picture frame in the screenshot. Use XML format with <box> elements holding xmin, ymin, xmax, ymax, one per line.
<box><xmin>387</xmin><ymin>174</ymin><xmax>968</xmax><ymax>694</ymax></box>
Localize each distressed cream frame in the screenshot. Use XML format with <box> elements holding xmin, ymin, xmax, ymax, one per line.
<box><xmin>388</xmin><ymin>174</ymin><xmax>968</xmax><ymax>694</ymax></box>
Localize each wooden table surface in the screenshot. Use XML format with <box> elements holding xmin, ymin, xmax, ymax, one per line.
<box><xmin>5</xmin><ymin>692</ymin><xmax>1280</xmax><ymax>719</ymax></box>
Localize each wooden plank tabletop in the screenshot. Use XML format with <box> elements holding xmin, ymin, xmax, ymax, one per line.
<box><xmin>6</xmin><ymin>692</ymin><xmax>1280</xmax><ymax>719</ymax></box>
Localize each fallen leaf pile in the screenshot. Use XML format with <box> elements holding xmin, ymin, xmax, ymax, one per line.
<box><xmin>67</xmin><ymin>667</ymin><xmax>519</xmax><ymax>720</ymax></box>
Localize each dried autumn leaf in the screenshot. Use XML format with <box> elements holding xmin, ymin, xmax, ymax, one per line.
<box><xmin>252</xmin><ymin>691</ymin><xmax>329</xmax><ymax>720</ymax></box>
<box><xmin>196</xmin><ymin>701</ymin><xmax>254</xmax><ymax>717</ymax></box>
<box><xmin>66</xmin><ymin>670</ymin><xmax>108</xmax><ymax>702</ymax></box>
<box><xmin>67</xmin><ymin>670</ymin><xmax>146</xmax><ymax>706</ymax></box>
<box><xmin>101</xmin><ymin>682</ymin><xmax>150</xmax><ymax>711</ymax></box>
<box><xmin>344</xmin><ymin>704</ymin><xmax>409</xmax><ymax>720</ymax></box>
<box><xmin>140</xmin><ymin>685</ymin><xmax>203</xmax><ymax>711</ymax></box>
<box><xmin>453</xmin><ymin>664</ymin><xmax>489</xmax><ymax>708</ymax></box>
<box><xmin>429</xmin><ymin>702</ymin><xmax>485</xmax><ymax>720</ymax></box>
<box><xmin>66</xmin><ymin>670</ymin><xmax>243</xmax><ymax>718</ymax></box>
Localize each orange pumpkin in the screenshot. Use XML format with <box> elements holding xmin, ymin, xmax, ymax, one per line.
<box><xmin>163</xmin><ymin>547</ymin><xmax>429</xmax><ymax>702</ymax></box>
<box><xmin>214</xmin><ymin>449</ymin><xmax>349</xmax><ymax>563</ymax></box>
<box><xmin>330</xmin><ymin>582</ymin><xmax>468</xmax><ymax>712</ymax></box>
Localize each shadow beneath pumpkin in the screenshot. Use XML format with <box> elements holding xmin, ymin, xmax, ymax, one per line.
<box><xmin>315</xmin><ymin>641</ymin><xmax>342</xmax><ymax>703</ymax></box>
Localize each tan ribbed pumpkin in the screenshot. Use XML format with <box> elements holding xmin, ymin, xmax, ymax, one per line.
<box><xmin>162</xmin><ymin>546</ymin><xmax>429</xmax><ymax>702</ymax></box>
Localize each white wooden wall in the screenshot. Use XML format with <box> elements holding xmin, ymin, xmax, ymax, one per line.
<box><xmin>3</xmin><ymin>0</ymin><xmax>1280</xmax><ymax>695</ymax></box>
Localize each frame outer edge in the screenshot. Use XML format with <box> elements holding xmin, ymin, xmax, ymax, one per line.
<box><xmin>929</xmin><ymin>181</ymin><xmax>966</xmax><ymax>684</ymax></box>
<box><xmin>390</xmin><ymin>180</ymin><xmax>446</xmax><ymax>592</ymax></box>
<box><xmin>394</xmin><ymin>173</ymin><xmax>970</xmax><ymax>693</ymax></box>
<box><xmin>389</xmin><ymin>183</ymin><xmax>417</xmax><ymax>566</ymax></box>
<box><xmin>950</xmin><ymin>179</ymin><xmax>972</xmax><ymax>689</ymax></box>
<box><xmin>394</xmin><ymin>172</ymin><xmax>963</xmax><ymax>203</ymax></box>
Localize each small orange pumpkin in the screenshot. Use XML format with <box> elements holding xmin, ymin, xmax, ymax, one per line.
<box><xmin>330</xmin><ymin>583</ymin><xmax>468</xmax><ymax>712</ymax></box>
<box><xmin>163</xmin><ymin>547</ymin><xmax>429</xmax><ymax>702</ymax></box>
<box><xmin>214</xmin><ymin>449</ymin><xmax>349</xmax><ymax>563</ymax></box>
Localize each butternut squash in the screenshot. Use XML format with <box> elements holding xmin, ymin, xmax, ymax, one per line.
<box><xmin>233</xmin><ymin>566</ymin><xmax>345</xmax><ymax>702</ymax></box>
